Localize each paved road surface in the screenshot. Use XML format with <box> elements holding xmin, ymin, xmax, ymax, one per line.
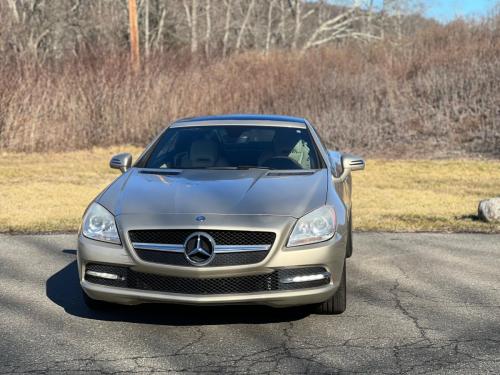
<box><xmin>0</xmin><ymin>233</ymin><xmax>499</xmax><ymax>374</ymax></box>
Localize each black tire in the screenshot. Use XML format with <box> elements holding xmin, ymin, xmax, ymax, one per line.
<box><xmin>315</xmin><ymin>260</ymin><xmax>346</xmax><ymax>315</ymax></box>
<box><xmin>82</xmin><ymin>289</ymin><xmax>113</xmax><ymax>310</ymax></box>
<box><xmin>346</xmin><ymin>215</ymin><xmax>353</xmax><ymax>258</ymax></box>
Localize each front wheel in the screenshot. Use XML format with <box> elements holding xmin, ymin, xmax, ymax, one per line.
<box><xmin>314</xmin><ymin>260</ymin><xmax>346</xmax><ymax>315</ymax></box>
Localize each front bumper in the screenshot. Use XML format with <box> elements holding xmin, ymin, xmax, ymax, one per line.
<box><xmin>78</xmin><ymin>214</ymin><xmax>347</xmax><ymax>308</ymax></box>
<box><xmin>81</xmin><ymin>279</ymin><xmax>335</xmax><ymax>307</ymax></box>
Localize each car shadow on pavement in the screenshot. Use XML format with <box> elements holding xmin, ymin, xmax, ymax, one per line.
<box><xmin>46</xmin><ymin>250</ymin><xmax>311</xmax><ymax>326</ymax></box>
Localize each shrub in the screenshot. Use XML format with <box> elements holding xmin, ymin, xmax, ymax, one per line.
<box><xmin>0</xmin><ymin>17</ymin><xmax>498</xmax><ymax>157</ymax></box>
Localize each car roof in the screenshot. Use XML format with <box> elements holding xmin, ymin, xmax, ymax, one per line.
<box><xmin>170</xmin><ymin>114</ymin><xmax>308</xmax><ymax>129</ymax></box>
<box><xmin>176</xmin><ymin>114</ymin><xmax>306</xmax><ymax>123</ymax></box>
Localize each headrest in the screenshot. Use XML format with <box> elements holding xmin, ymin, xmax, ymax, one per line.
<box><xmin>189</xmin><ymin>139</ymin><xmax>218</xmax><ymax>167</ymax></box>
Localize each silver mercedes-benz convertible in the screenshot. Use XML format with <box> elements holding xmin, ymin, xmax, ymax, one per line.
<box><xmin>78</xmin><ymin>114</ymin><xmax>364</xmax><ymax>314</ymax></box>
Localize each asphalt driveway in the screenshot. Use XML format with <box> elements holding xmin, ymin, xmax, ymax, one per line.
<box><xmin>0</xmin><ymin>233</ymin><xmax>499</xmax><ymax>374</ymax></box>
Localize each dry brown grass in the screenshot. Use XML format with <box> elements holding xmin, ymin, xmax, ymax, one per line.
<box><xmin>0</xmin><ymin>148</ymin><xmax>499</xmax><ymax>233</ymax></box>
<box><xmin>353</xmin><ymin>159</ymin><xmax>500</xmax><ymax>232</ymax></box>
<box><xmin>0</xmin><ymin>147</ymin><xmax>141</xmax><ymax>233</ymax></box>
<box><xmin>0</xmin><ymin>17</ymin><xmax>498</xmax><ymax>157</ymax></box>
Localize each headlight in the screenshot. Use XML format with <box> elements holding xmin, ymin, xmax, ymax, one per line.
<box><xmin>82</xmin><ymin>203</ymin><xmax>121</xmax><ymax>244</ymax></box>
<box><xmin>287</xmin><ymin>206</ymin><xmax>336</xmax><ymax>247</ymax></box>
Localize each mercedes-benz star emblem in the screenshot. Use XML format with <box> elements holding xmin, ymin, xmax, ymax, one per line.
<box><xmin>184</xmin><ymin>232</ymin><xmax>216</xmax><ymax>266</ymax></box>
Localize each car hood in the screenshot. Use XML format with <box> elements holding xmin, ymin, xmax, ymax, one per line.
<box><xmin>98</xmin><ymin>168</ymin><xmax>328</xmax><ymax>218</ymax></box>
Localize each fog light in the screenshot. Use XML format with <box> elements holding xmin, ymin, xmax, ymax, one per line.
<box><xmin>280</xmin><ymin>272</ymin><xmax>330</xmax><ymax>284</ymax></box>
<box><xmin>86</xmin><ymin>270</ymin><xmax>125</xmax><ymax>281</ymax></box>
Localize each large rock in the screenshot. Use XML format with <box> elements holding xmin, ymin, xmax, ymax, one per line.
<box><xmin>478</xmin><ymin>198</ymin><xmax>500</xmax><ymax>222</ymax></box>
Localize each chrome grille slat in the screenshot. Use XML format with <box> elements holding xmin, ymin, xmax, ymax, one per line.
<box><xmin>132</xmin><ymin>243</ymin><xmax>184</xmax><ymax>252</ymax></box>
<box><xmin>213</xmin><ymin>244</ymin><xmax>270</xmax><ymax>253</ymax></box>
<box><xmin>131</xmin><ymin>242</ymin><xmax>270</xmax><ymax>253</ymax></box>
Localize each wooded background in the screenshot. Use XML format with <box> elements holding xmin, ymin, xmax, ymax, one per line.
<box><xmin>0</xmin><ymin>0</ymin><xmax>499</xmax><ymax>157</ymax></box>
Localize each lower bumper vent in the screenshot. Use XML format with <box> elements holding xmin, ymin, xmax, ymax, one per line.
<box><xmin>85</xmin><ymin>264</ymin><xmax>329</xmax><ymax>295</ymax></box>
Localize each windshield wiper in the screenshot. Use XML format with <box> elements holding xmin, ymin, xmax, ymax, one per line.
<box><xmin>235</xmin><ymin>166</ymin><xmax>272</xmax><ymax>170</ymax></box>
<box><xmin>205</xmin><ymin>166</ymin><xmax>273</xmax><ymax>170</ymax></box>
<box><xmin>204</xmin><ymin>166</ymin><xmax>238</xmax><ymax>170</ymax></box>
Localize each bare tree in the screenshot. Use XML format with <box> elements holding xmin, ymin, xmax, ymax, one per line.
<box><xmin>4</xmin><ymin>0</ymin><xmax>52</xmax><ymax>59</ymax></box>
<box><xmin>154</xmin><ymin>3</ymin><xmax>166</xmax><ymax>51</ymax></box>
<box><xmin>183</xmin><ymin>0</ymin><xmax>199</xmax><ymax>53</ymax></box>
<box><xmin>291</xmin><ymin>0</ymin><xmax>301</xmax><ymax>49</ymax></box>
<box><xmin>279</xmin><ymin>0</ymin><xmax>288</xmax><ymax>46</ymax></box>
<box><xmin>205</xmin><ymin>0</ymin><xmax>211</xmax><ymax>57</ymax></box>
<box><xmin>6</xmin><ymin>0</ymin><xmax>20</xmax><ymax>23</ymax></box>
<box><xmin>0</xmin><ymin>0</ymin><xmax>428</xmax><ymax>60</ymax></box>
<box><xmin>302</xmin><ymin>1</ymin><xmax>380</xmax><ymax>51</ymax></box>
<box><xmin>222</xmin><ymin>0</ymin><xmax>233</xmax><ymax>57</ymax></box>
<box><xmin>291</xmin><ymin>0</ymin><xmax>314</xmax><ymax>49</ymax></box>
<box><xmin>235</xmin><ymin>0</ymin><xmax>255</xmax><ymax>51</ymax></box>
<box><xmin>381</xmin><ymin>0</ymin><xmax>426</xmax><ymax>40</ymax></box>
<box><xmin>265</xmin><ymin>0</ymin><xmax>277</xmax><ymax>53</ymax></box>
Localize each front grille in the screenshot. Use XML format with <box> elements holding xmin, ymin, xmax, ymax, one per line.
<box><xmin>129</xmin><ymin>230</ymin><xmax>275</xmax><ymax>246</ymax></box>
<box><xmin>129</xmin><ymin>230</ymin><xmax>276</xmax><ymax>267</ymax></box>
<box><xmin>135</xmin><ymin>249</ymin><xmax>268</xmax><ymax>267</ymax></box>
<box><xmin>85</xmin><ymin>264</ymin><xmax>329</xmax><ymax>295</ymax></box>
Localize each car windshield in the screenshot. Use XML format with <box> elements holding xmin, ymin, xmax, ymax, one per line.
<box><xmin>144</xmin><ymin>125</ymin><xmax>322</xmax><ymax>170</ymax></box>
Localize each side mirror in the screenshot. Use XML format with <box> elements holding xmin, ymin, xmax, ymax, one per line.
<box><xmin>342</xmin><ymin>154</ymin><xmax>365</xmax><ymax>172</ymax></box>
<box><xmin>110</xmin><ymin>153</ymin><xmax>132</xmax><ymax>173</ymax></box>
<box><xmin>328</xmin><ymin>150</ymin><xmax>343</xmax><ymax>178</ymax></box>
<box><xmin>328</xmin><ymin>151</ymin><xmax>365</xmax><ymax>181</ymax></box>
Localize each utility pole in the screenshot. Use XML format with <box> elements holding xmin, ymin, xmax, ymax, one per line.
<box><xmin>128</xmin><ymin>0</ymin><xmax>140</xmax><ymax>72</ymax></box>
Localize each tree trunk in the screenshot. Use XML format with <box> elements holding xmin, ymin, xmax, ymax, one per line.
<box><xmin>291</xmin><ymin>0</ymin><xmax>302</xmax><ymax>49</ymax></box>
<box><xmin>265</xmin><ymin>0</ymin><xmax>275</xmax><ymax>54</ymax></box>
<box><xmin>279</xmin><ymin>0</ymin><xmax>287</xmax><ymax>47</ymax></box>
<box><xmin>154</xmin><ymin>6</ymin><xmax>166</xmax><ymax>51</ymax></box>
<box><xmin>205</xmin><ymin>0</ymin><xmax>211</xmax><ymax>57</ymax></box>
<box><xmin>191</xmin><ymin>0</ymin><xmax>198</xmax><ymax>53</ymax></box>
<box><xmin>183</xmin><ymin>0</ymin><xmax>199</xmax><ymax>53</ymax></box>
<box><xmin>235</xmin><ymin>0</ymin><xmax>255</xmax><ymax>51</ymax></box>
<box><xmin>7</xmin><ymin>0</ymin><xmax>20</xmax><ymax>23</ymax></box>
<box><xmin>222</xmin><ymin>0</ymin><xmax>232</xmax><ymax>57</ymax></box>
